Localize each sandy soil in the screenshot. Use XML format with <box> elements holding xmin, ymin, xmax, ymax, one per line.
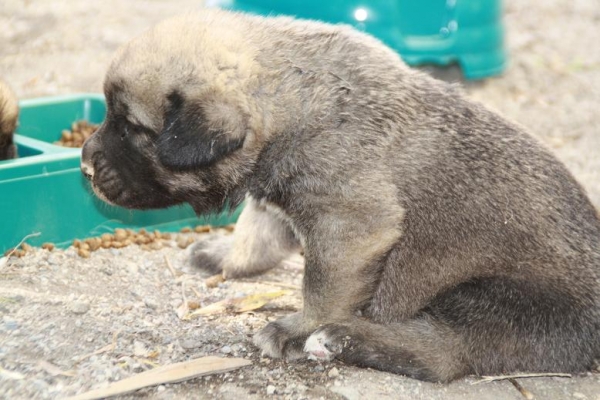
<box><xmin>1</xmin><ymin>1</ymin><xmax>599</xmax><ymax>399</ymax></box>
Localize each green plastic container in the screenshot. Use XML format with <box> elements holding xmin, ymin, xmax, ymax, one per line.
<box><xmin>0</xmin><ymin>94</ymin><xmax>241</xmax><ymax>253</ymax></box>
<box><xmin>218</xmin><ymin>0</ymin><xmax>506</xmax><ymax>79</ymax></box>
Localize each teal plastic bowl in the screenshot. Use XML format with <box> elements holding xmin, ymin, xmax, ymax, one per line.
<box><xmin>218</xmin><ymin>0</ymin><xmax>506</xmax><ymax>79</ymax></box>
<box><xmin>0</xmin><ymin>94</ymin><xmax>241</xmax><ymax>253</ymax></box>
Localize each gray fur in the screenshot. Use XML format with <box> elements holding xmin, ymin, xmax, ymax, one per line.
<box><xmin>80</xmin><ymin>10</ymin><xmax>600</xmax><ymax>382</ymax></box>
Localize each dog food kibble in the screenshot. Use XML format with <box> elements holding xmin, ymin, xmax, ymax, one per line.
<box><xmin>85</xmin><ymin>238</ymin><xmax>102</xmax><ymax>251</ymax></box>
<box><xmin>21</xmin><ymin>243</ymin><xmax>33</xmax><ymax>252</ymax></box>
<box><xmin>13</xmin><ymin>249</ymin><xmax>26</xmax><ymax>257</ymax></box>
<box><xmin>55</xmin><ymin>120</ymin><xmax>99</xmax><ymax>148</ymax></box>
<box><xmin>77</xmin><ymin>248</ymin><xmax>91</xmax><ymax>258</ymax></box>
<box><xmin>64</xmin><ymin>224</ymin><xmax>214</xmax><ymax>257</ymax></box>
<box><xmin>41</xmin><ymin>242</ymin><xmax>55</xmax><ymax>251</ymax></box>
<box><xmin>194</xmin><ymin>225</ymin><xmax>211</xmax><ymax>233</ymax></box>
<box><xmin>176</xmin><ymin>235</ymin><xmax>194</xmax><ymax>249</ymax></box>
<box><xmin>5</xmin><ymin>241</ymin><xmax>57</xmax><ymax>258</ymax></box>
<box><xmin>4</xmin><ymin>248</ymin><xmax>20</xmax><ymax>257</ymax></box>
<box><xmin>4</xmin><ymin>224</ymin><xmax>218</xmax><ymax>259</ymax></box>
<box><xmin>114</xmin><ymin>229</ymin><xmax>128</xmax><ymax>241</ymax></box>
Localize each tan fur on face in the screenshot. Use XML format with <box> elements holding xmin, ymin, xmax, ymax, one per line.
<box><xmin>0</xmin><ymin>80</ymin><xmax>18</xmax><ymax>160</ymax></box>
<box><xmin>107</xmin><ymin>12</ymin><xmax>262</xmax><ymax>134</ymax></box>
<box><xmin>0</xmin><ymin>81</ymin><xmax>18</xmax><ymax>138</ymax></box>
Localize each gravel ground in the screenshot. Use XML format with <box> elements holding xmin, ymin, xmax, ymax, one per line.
<box><xmin>1</xmin><ymin>1</ymin><xmax>600</xmax><ymax>399</ymax></box>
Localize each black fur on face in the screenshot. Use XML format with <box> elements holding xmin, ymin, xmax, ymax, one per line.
<box><xmin>82</xmin><ymin>105</ymin><xmax>174</xmax><ymax>209</ymax></box>
<box><xmin>157</xmin><ymin>91</ymin><xmax>246</xmax><ymax>170</ymax></box>
<box><xmin>81</xmin><ymin>85</ymin><xmax>250</xmax><ymax>213</ymax></box>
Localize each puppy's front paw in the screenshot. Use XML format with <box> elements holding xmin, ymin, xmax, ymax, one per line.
<box><xmin>304</xmin><ymin>324</ymin><xmax>353</xmax><ymax>361</ymax></box>
<box><xmin>253</xmin><ymin>313</ymin><xmax>315</xmax><ymax>360</ymax></box>
<box><xmin>187</xmin><ymin>235</ymin><xmax>232</xmax><ymax>275</ymax></box>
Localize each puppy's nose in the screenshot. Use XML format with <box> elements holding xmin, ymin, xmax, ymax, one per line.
<box><xmin>81</xmin><ymin>162</ymin><xmax>94</xmax><ymax>180</ymax></box>
<box><xmin>81</xmin><ymin>129</ymin><xmax>101</xmax><ymax>181</ymax></box>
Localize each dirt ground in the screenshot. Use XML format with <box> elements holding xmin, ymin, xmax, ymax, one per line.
<box><xmin>1</xmin><ymin>0</ymin><xmax>600</xmax><ymax>399</ymax></box>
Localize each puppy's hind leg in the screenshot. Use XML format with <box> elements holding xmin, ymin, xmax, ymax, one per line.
<box><xmin>305</xmin><ymin>317</ymin><xmax>469</xmax><ymax>382</ymax></box>
<box><xmin>305</xmin><ymin>277</ymin><xmax>600</xmax><ymax>382</ymax></box>
<box><xmin>188</xmin><ymin>196</ymin><xmax>301</xmax><ymax>278</ymax></box>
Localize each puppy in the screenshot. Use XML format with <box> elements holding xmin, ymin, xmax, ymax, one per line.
<box><xmin>0</xmin><ymin>80</ymin><xmax>18</xmax><ymax>160</ymax></box>
<box><xmin>81</xmin><ymin>10</ymin><xmax>600</xmax><ymax>382</ymax></box>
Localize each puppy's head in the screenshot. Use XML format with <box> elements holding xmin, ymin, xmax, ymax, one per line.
<box><xmin>81</xmin><ymin>13</ymin><xmax>262</xmax><ymax>213</ymax></box>
<box><xmin>0</xmin><ymin>80</ymin><xmax>18</xmax><ymax>161</ymax></box>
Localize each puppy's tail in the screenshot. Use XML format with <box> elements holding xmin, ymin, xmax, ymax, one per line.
<box><xmin>0</xmin><ymin>80</ymin><xmax>18</xmax><ymax>160</ymax></box>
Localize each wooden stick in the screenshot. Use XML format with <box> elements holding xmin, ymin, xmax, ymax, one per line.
<box><xmin>180</xmin><ymin>279</ymin><xmax>188</xmax><ymax>307</ymax></box>
<box><xmin>65</xmin><ymin>356</ymin><xmax>251</xmax><ymax>400</ymax></box>
<box><xmin>190</xmin><ymin>286</ymin><xmax>202</xmax><ymax>298</ymax></box>
<box><xmin>163</xmin><ymin>255</ymin><xmax>179</xmax><ymax>278</ymax></box>
<box><xmin>472</xmin><ymin>372</ymin><xmax>572</xmax><ymax>384</ymax></box>
<box><xmin>509</xmin><ymin>378</ymin><xmax>535</xmax><ymax>400</ymax></box>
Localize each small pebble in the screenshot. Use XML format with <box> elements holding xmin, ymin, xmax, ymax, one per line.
<box><xmin>3</xmin><ymin>317</ymin><xmax>18</xmax><ymax>331</ymax></box>
<box><xmin>180</xmin><ymin>338</ymin><xmax>203</xmax><ymax>350</ymax></box>
<box><xmin>328</xmin><ymin>367</ymin><xmax>340</xmax><ymax>378</ymax></box>
<box><xmin>296</xmin><ymin>384</ymin><xmax>308</xmax><ymax>392</ymax></box>
<box><xmin>133</xmin><ymin>341</ymin><xmax>147</xmax><ymax>357</ymax></box>
<box><xmin>144</xmin><ymin>299</ymin><xmax>159</xmax><ymax>310</ymax></box>
<box><xmin>221</xmin><ymin>345</ymin><xmax>232</xmax><ymax>354</ymax></box>
<box><xmin>127</xmin><ymin>263</ymin><xmax>139</xmax><ymax>274</ymax></box>
<box><xmin>70</xmin><ymin>301</ymin><xmax>90</xmax><ymax>315</ymax></box>
<box><xmin>266</xmin><ymin>385</ymin><xmax>276</xmax><ymax>395</ymax></box>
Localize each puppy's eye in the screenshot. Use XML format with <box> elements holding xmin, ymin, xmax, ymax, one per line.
<box><xmin>121</xmin><ymin>126</ymin><xmax>129</xmax><ymax>140</ymax></box>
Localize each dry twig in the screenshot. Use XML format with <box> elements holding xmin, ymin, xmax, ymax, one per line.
<box><xmin>1</xmin><ymin>232</ymin><xmax>42</xmax><ymax>267</ymax></box>
<box><xmin>163</xmin><ymin>255</ymin><xmax>180</xmax><ymax>278</ymax></box>
<box><xmin>186</xmin><ymin>290</ymin><xmax>292</xmax><ymax>318</ymax></box>
<box><xmin>509</xmin><ymin>378</ymin><xmax>535</xmax><ymax>400</ymax></box>
<box><xmin>472</xmin><ymin>372</ymin><xmax>572</xmax><ymax>384</ymax></box>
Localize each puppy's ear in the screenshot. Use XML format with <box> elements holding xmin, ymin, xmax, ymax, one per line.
<box><xmin>157</xmin><ymin>91</ymin><xmax>246</xmax><ymax>170</ymax></box>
